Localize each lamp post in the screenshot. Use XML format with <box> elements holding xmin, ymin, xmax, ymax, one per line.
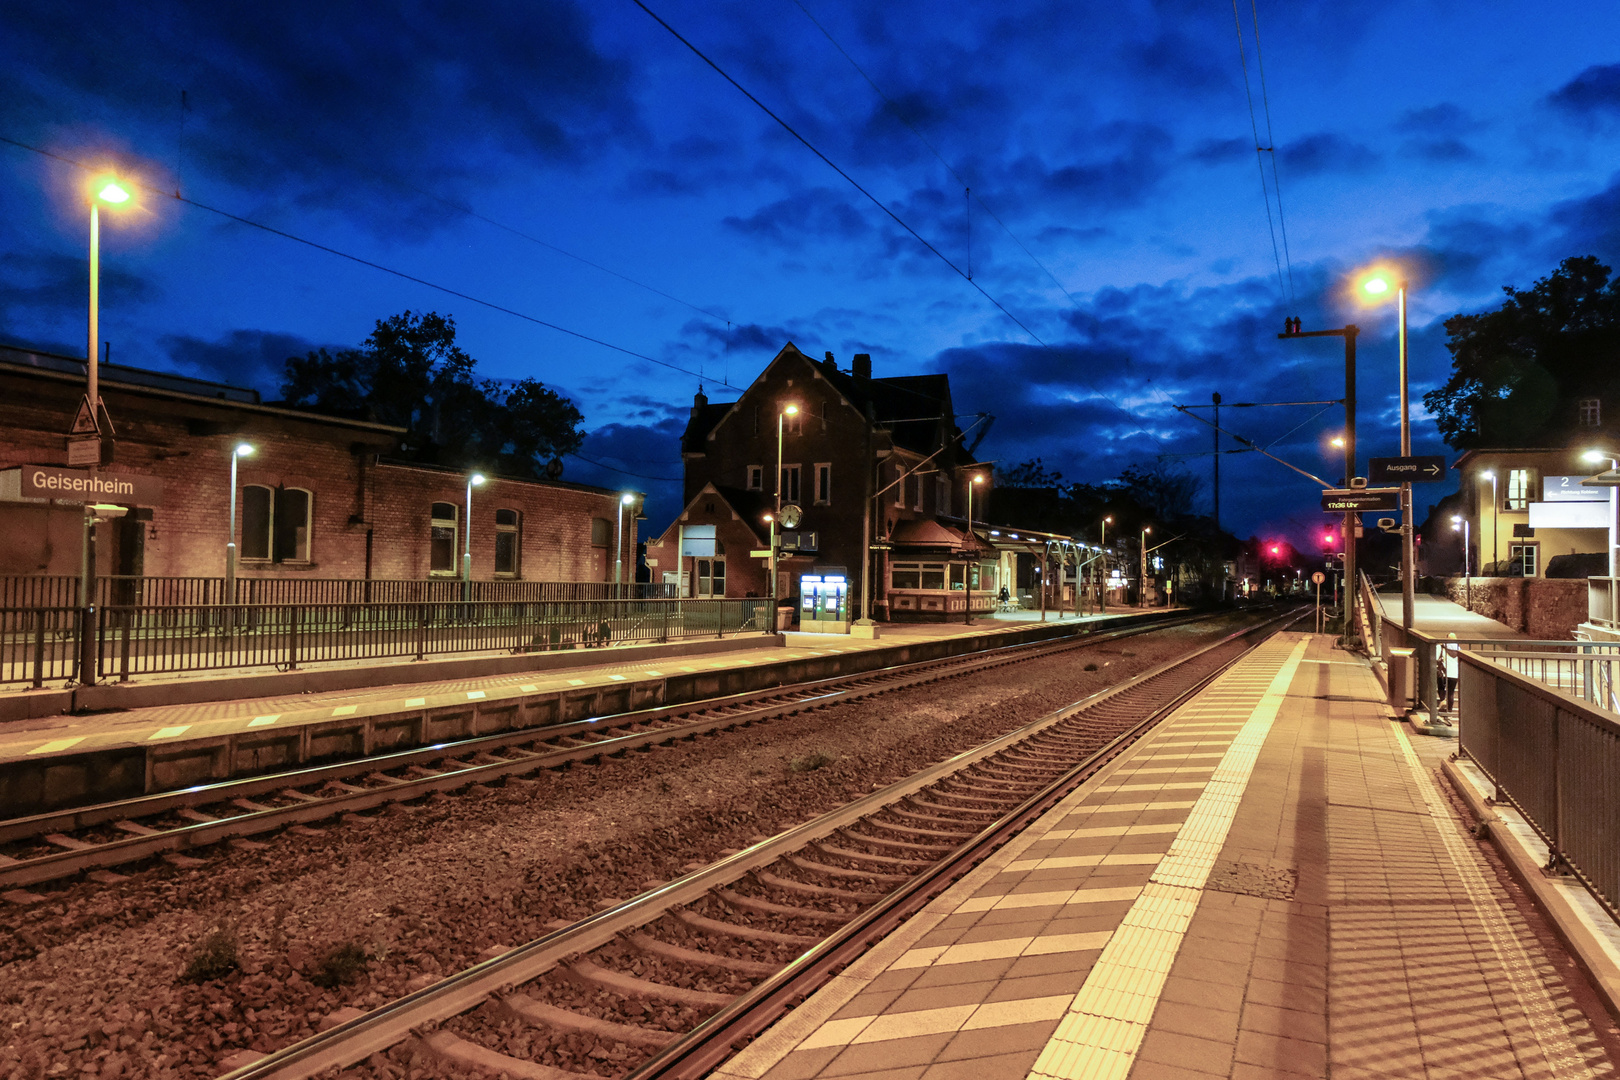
<box><xmin>1482</xmin><ymin>470</ymin><xmax>1498</xmax><ymax>572</ymax></box>
<box><xmin>772</xmin><ymin>403</ymin><xmax>799</xmax><ymax>616</ymax></box>
<box><xmin>87</xmin><ymin>177</ymin><xmax>132</xmax><ymax>430</ymax></box>
<box><xmin>226</xmin><ymin>443</ymin><xmax>255</xmax><ymax>603</ymax></box>
<box><xmin>614</xmin><ymin>491</ymin><xmax>634</xmax><ymax>597</ymax></box>
<box><xmin>1451</xmin><ymin>514</ymin><xmax>1471</xmax><ymax>608</ymax></box>
<box><xmin>463</xmin><ymin>473</ymin><xmax>486</xmax><ymax>587</ymax></box>
<box><xmin>965</xmin><ymin>473</ymin><xmax>983</xmax><ymax>624</ymax></box>
<box><xmin>1362</xmin><ymin>274</ymin><xmax>1413</xmax><ymax>630</ymax></box>
<box><xmin>1140</xmin><ymin>526</ymin><xmax>1152</xmax><ymax>609</ymax></box>
<box><xmin>1099</xmin><ymin>516</ymin><xmax>1113</xmax><ymax>613</ymax></box>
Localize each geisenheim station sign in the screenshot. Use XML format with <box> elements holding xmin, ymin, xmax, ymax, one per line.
<box><xmin>9</xmin><ymin>465</ymin><xmax>164</xmax><ymax>505</ymax></box>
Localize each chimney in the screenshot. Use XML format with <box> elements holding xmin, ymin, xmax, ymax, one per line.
<box><xmin>824</xmin><ymin>351</ymin><xmax>837</xmax><ymax>371</ymax></box>
<box><xmin>691</xmin><ymin>386</ymin><xmax>708</xmax><ymax>419</ymax></box>
<box><xmin>853</xmin><ymin>353</ymin><xmax>871</xmax><ymax>380</ymax></box>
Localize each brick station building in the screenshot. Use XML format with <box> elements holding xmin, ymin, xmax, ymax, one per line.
<box><xmin>0</xmin><ymin>345</ymin><xmax>636</xmax><ymax>587</ymax></box>
<box><xmin>646</xmin><ymin>343</ymin><xmax>1066</xmax><ymax>624</ymax></box>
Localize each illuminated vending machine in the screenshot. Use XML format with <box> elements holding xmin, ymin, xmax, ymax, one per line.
<box><xmin>798</xmin><ymin>574</ymin><xmax>850</xmax><ymax>634</ymax></box>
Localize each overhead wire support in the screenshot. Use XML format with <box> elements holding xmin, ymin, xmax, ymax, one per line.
<box><xmin>1172</xmin><ymin>404</ymin><xmax>1331</xmax><ymax>488</ymax></box>
<box><xmin>0</xmin><ymin>134</ymin><xmax>742</xmax><ymax>392</ymax></box>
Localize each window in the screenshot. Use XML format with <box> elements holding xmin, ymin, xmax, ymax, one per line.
<box><xmin>495</xmin><ymin>509</ymin><xmax>521</xmax><ymax>576</ymax></box>
<box><xmin>890</xmin><ymin>562</ymin><xmax>947</xmax><ymax>590</ymax></box>
<box><xmin>430</xmin><ymin>502</ymin><xmax>458</xmax><ymax>574</ymax></box>
<box><xmin>696</xmin><ymin>557</ymin><xmax>726</xmax><ymax>597</ymax></box>
<box><xmin>950</xmin><ymin>564</ymin><xmax>966</xmax><ymax>590</ymax></box>
<box><xmin>752</xmin><ymin>406</ymin><xmax>760</xmax><ymax>435</ymax></box>
<box><xmin>590</xmin><ymin>517</ymin><xmax>611</xmax><ymax>547</ymax></box>
<box><xmin>1581</xmin><ymin>398</ymin><xmax>1602</xmax><ymax>427</ymax></box>
<box><xmin>912</xmin><ymin>473</ymin><xmax>923</xmax><ymax>511</ymax></box>
<box><xmin>746</xmin><ymin>465</ymin><xmax>763</xmax><ymax>491</ymax></box>
<box><xmin>894</xmin><ymin>463</ymin><xmax>905</xmax><ymax>508</ymax></box>
<box><xmin>1505</xmin><ymin>469</ymin><xmax>1533</xmax><ymax>511</ymax></box>
<box><xmin>780</xmin><ymin>464</ymin><xmax>801</xmax><ymax>503</ymax></box>
<box><xmin>241</xmin><ymin>485</ymin><xmax>312</xmax><ymax>563</ymax></box>
<box><xmin>819</xmin><ymin>400</ymin><xmax>829</xmax><ymax>431</ymax></box>
<box><xmin>815</xmin><ymin>463</ymin><xmax>831</xmax><ymax>504</ymax></box>
<box><xmin>936</xmin><ymin>475</ymin><xmax>950</xmax><ymax>516</ymax></box>
<box><xmin>1508</xmin><ymin>543</ymin><xmax>1539</xmax><ymax>577</ymax></box>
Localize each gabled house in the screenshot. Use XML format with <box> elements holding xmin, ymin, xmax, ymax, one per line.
<box><xmin>644</xmin><ymin>343</ymin><xmax>1001</xmax><ymax>624</ymax></box>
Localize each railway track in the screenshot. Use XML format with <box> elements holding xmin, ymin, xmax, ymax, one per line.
<box><xmin>220</xmin><ymin>608</ymin><xmax>1302</xmax><ymax>1080</ymax></box>
<box><xmin>0</xmin><ymin>609</ymin><xmax>1228</xmax><ymax>891</ymax></box>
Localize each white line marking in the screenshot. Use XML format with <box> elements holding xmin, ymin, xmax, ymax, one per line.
<box><xmin>332</xmin><ymin>705</ymin><xmax>358</xmax><ymax>716</ymax></box>
<box><xmin>567</xmin><ymin>679</ymin><xmax>586</xmax><ymax>686</ymax></box>
<box><xmin>519</xmin><ymin>684</ymin><xmax>538</xmax><ymax>693</ymax></box>
<box><xmin>405</xmin><ymin>697</ymin><xmax>426</xmax><ymax>707</ymax></box>
<box><xmin>27</xmin><ymin>737</ymin><xmax>86</xmax><ymax>755</ymax></box>
<box><xmin>466</xmin><ymin>691</ymin><xmax>486</xmax><ymax>700</ymax></box>
<box><xmin>248</xmin><ymin>715</ymin><xmax>280</xmax><ymax>728</ymax></box>
<box><xmin>149</xmin><ymin>725</ymin><xmax>192</xmax><ymax>740</ymax></box>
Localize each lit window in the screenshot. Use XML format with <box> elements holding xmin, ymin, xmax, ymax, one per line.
<box><xmin>1508</xmin><ymin>543</ymin><xmax>1538</xmax><ymax>577</ymax></box>
<box><xmin>241</xmin><ymin>485</ymin><xmax>312</xmax><ymax>563</ymax></box>
<box><xmin>495</xmin><ymin>509</ymin><xmax>520</xmax><ymax>576</ymax></box>
<box><xmin>429</xmin><ymin>502</ymin><xmax>457</xmax><ymax>574</ymax></box>
<box><xmin>1505</xmin><ymin>469</ymin><xmax>1533</xmax><ymax>511</ymax></box>
<box><xmin>1580</xmin><ymin>398</ymin><xmax>1601</xmax><ymax>427</ymax></box>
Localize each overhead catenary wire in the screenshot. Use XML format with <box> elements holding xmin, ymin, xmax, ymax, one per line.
<box><xmin>1230</xmin><ymin>0</ymin><xmax>1289</xmax><ymax>306</ymax></box>
<box><xmin>0</xmin><ymin>134</ymin><xmax>744</xmax><ymax>392</ymax></box>
<box><xmin>1246</xmin><ymin>0</ymin><xmax>1296</xmax><ymax>302</ymax></box>
<box><xmin>632</xmin><ymin>0</ymin><xmax>1169</xmax><ymax>451</ymax></box>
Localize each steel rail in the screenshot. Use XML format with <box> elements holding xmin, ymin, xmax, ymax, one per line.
<box><xmin>0</xmin><ymin>611</ymin><xmax>1210</xmax><ymax>887</ymax></box>
<box><xmin>219</xmin><ymin>609</ymin><xmax>1297</xmax><ymax>1080</ymax></box>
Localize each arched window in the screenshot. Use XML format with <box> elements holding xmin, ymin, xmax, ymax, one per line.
<box><xmin>495</xmin><ymin>508</ymin><xmax>521</xmax><ymax>576</ymax></box>
<box><xmin>240</xmin><ymin>485</ymin><xmax>313</xmax><ymax>563</ymax></box>
<box><xmin>430</xmin><ymin>502</ymin><xmax>458</xmax><ymax>575</ymax></box>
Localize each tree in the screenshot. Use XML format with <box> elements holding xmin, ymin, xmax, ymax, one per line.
<box><xmin>1117</xmin><ymin>462</ymin><xmax>1201</xmax><ymax>520</ymax></box>
<box><xmin>280</xmin><ymin>312</ymin><xmax>584</xmax><ymax>478</ymax></box>
<box><xmin>1423</xmin><ymin>256</ymin><xmax>1620</xmax><ymax>449</ymax></box>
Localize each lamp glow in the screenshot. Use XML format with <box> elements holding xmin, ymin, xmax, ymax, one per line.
<box><xmin>1584</xmin><ymin>450</ymin><xmax>1609</xmax><ymax>463</ymax></box>
<box><xmin>235</xmin><ymin>443</ymin><xmax>254</xmax><ymax>457</ymax></box>
<box><xmin>1362</xmin><ymin>276</ymin><xmax>1390</xmax><ymax>295</ymax></box>
<box><xmin>96</xmin><ymin>180</ymin><xmax>131</xmax><ymax>204</ymax></box>
<box><xmin>470</xmin><ymin>473</ymin><xmax>486</xmax><ymax>486</ymax></box>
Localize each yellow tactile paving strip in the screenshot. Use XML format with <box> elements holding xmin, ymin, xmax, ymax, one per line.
<box><xmin>719</xmin><ymin>633</ymin><xmax>1620</xmax><ymax>1080</ymax></box>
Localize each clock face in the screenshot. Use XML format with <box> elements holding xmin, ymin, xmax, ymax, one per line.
<box><xmin>779</xmin><ymin>503</ymin><xmax>804</xmax><ymax>529</ymax></box>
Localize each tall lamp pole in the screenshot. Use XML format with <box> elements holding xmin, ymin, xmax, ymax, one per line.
<box><xmin>965</xmin><ymin>473</ymin><xmax>982</xmax><ymax>624</ymax></box>
<box><xmin>1451</xmin><ymin>515</ymin><xmax>1471</xmax><ymax>608</ymax></box>
<box><xmin>226</xmin><ymin>443</ymin><xmax>255</xmax><ymax>602</ymax></box>
<box><xmin>614</xmin><ymin>491</ymin><xmax>633</xmax><ymax>597</ymax></box>
<box><xmin>463</xmin><ymin>473</ymin><xmax>486</xmax><ymax>588</ymax></box>
<box><xmin>1140</xmin><ymin>526</ymin><xmax>1152</xmax><ymax>608</ymax></box>
<box><xmin>771</xmin><ymin>403</ymin><xmax>799</xmax><ymax>620</ymax></box>
<box><xmin>1099</xmin><ymin>516</ymin><xmax>1112</xmax><ymax>613</ymax></box>
<box><xmin>1360</xmin><ymin>275</ymin><xmax>1413</xmax><ymax>629</ymax></box>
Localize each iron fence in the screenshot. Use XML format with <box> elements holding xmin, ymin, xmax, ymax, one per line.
<box><xmin>0</xmin><ymin>575</ymin><xmax>676</xmax><ymax>609</ymax></box>
<box><xmin>1459</xmin><ymin>652</ymin><xmax>1620</xmax><ymax>920</ymax></box>
<box><xmin>0</xmin><ymin>606</ymin><xmax>79</xmax><ymax>687</ymax></box>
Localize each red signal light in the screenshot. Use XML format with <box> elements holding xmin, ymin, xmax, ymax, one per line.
<box><xmin>1270</xmin><ymin>545</ymin><xmax>1280</xmax><ymax>555</ymax></box>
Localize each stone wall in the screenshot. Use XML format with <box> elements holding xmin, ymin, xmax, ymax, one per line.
<box><xmin>1439</xmin><ymin>576</ymin><xmax>1589</xmax><ymax>639</ymax></box>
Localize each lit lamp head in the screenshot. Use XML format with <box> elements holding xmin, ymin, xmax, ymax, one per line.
<box><xmin>971</xmin><ymin>474</ymin><xmax>983</xmax><ymax>485</ymax></box>
<box><xmin>94</xmin><ymin>177</ymin><xmax>132</xmax><ymax>206</ymax></box>
<box><xmin>1451</xmin><ymin>515</ymin><xmax>1462</xmax><ymax>531</ymax></box>
<box><xmin>1582</xmin><ymin>450</ymin><xmax>1615</xmax><ymax>465</ymax></box>
<box><xmin>234</xmin><ymin>443</ymin><xmax>255</xmax><ymax>458</ymax></box>
<box><xmin>1331</xmin><ymin>436</ymin><xmax>1345</xmax><ymax>448</ymax></box>
<box><xmin>620</xmin><ymin>492</ymin><xmax>634</xmax><ymax>505</ymax></box>
<box><xmin>469</xmin><ymin>473</ymin><xmax>486</xmax><ymax>487</ymax></box>
<box><xmin>783</xmin><ymin>403</ymin><xmax>798</xmax><ymax>416</ymax></box>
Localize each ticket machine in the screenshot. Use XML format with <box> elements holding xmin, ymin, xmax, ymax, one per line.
<box><xmin>798</xmin><ymin>574</ymin><xmax>849</xmax><ymax>634</ymax></box>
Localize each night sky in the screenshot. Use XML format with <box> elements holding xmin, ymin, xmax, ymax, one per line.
<box><xmin>4</xmin><ymin>1</ymin><xmax>1619</xmax><ymax>545</ymax></box>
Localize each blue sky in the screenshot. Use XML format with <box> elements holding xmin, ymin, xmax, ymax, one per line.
<box><xmin>4</xmin><ymin>0</ymin><xmax>1619</xmax><ymax>543</ymax></box>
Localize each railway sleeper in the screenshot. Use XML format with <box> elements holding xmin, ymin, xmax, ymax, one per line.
<box><xmin>906</xmin><ymin>794</ymin><xmax>1000</xmax><ymax>817</ymax></box>
<box><xmin>784</xmin><ymin>854</ymin><xmax>908</xmax><ymax>885</ymax></box>
<box><xmin>627</xmin><ymin>932</ymin><xmax>778</xmax><ymax>978</ymax></box>
<box><xmin>837</xmin><ymin>828</ymin><xmax>955</xmax><ymax>855</ymax></box>
<box><xmin>811</xmin><ymin>840</ymin><xmax>932</xmax><ymax>870</ymax></box>
<box><xmin>717</xmin><ymin>888</ymin><xmax>851</xmax><ymax>924</ymax></box>
<box><xmin>672</xmin><ymin>908</ymin><xmax>819</xmax><ymax>947</ymax></box>
<box><xmin>418</xmin><ymin>1029</ymin><xmax>585</xmax><ymax>1080</ymax></box>
<box><xmin>749</xmin><ymin>869</ymin><xmax>882</xmax><ymax>904</ymax></box>
<box><xmin>564</xmin><ymin>958</ymin><xmax>733</xmax><ymax>1008</ymax></box>
<box><xmin>866</xmin><ymin>816</ymin><xmax>975</xmax><ymax>842</ymax></box>
<box><xmin>883</xmin><ymin>802</ymin><xmax>979</xmax><ymax>827</ymax></box>
<box><xmin>503</xmin><ymin>990</ymin><xmax>677</xmax><ymax>1048</ymax></box>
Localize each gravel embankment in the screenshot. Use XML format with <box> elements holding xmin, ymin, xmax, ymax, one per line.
<box><xmin>0</xmin><ymin>614</ymin><xmax>1254</xmax><ymax>1079</ymax></box>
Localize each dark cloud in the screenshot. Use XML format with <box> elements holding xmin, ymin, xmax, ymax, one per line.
<box><xmin>722</xmin><ymin>189</ymin><xmax>872</xmax><ymax>242</ymax></box>
<box><xmin>1125</xmin><ymin>30</ymin><xmax>1233</xmax><ymax>95</ymax></box>
<box><xmin>1035</xmin><ymin>225</ymin><xmax>1110</xmax><ymax>245</ymax></box>
<box><xmin>1396</xmin><ymin>102</ymin><xmax>1481</xmax><ymax>134</ymax></box>
<box><xmin>1548</xmin><ymin>63</ymin><xmax>1620</xmax><ymax>120</ymax></box>
<box><xmin>0</xmin><ymin>0</ymin><xmax>637</xmax><ymax>228</ymax></box>
<box><xmin>1016</xmin><ymin>123</ymin><xmax>1174</xmax><ymax>207</ymax></box>
<box><xmin>0</xmin><ymin>249</ymin><xmax>158</xmax><ymax>342</ymax></box>
<box><xmin>1405</xmin><ymin>138</ymin><xmax>1476</xmax><ymax>163</ymax></box>
<box><xmin>1548</xmin><ymin>172</ymin><xmax>1620</xmax><ymax>263</ymax></box>
<box><xmin>1189</xmin><ymin>137</ymin><xmax>1251</xmax><ymax>165</ymax></box>
<box><xmin>1280</xmin><ymin>132</ymin><xmax>1379</xmax><ymax>176</ymax></box>
<box><xmin>161</xmin><ymin>328</ymin><xmax>325</xmax><ymax>395</ymax></box>
<box><xmin>570</xmin><ymin>416</ymin><xmax>686</xmax><ymax>529</ymax></box>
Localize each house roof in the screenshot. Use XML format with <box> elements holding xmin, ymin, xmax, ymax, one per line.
<box><xmin>652</xmin><ymin>482</ymin><xmax>772</xmax><ymax>546</ymax></box>
<box><xmin>680</xmin><ymin>343</ymin><xmax>974</xmax><ymax>460</ymax></box>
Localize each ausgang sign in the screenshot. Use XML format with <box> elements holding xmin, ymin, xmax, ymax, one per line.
<box><xmin>22</xmin><ymin>466</ymin><xmax>164</xmax><ymax>505</ymax></box>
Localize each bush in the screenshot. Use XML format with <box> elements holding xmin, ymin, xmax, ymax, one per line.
<box><xmin>182</xmin><ymin>923</ymin><xmax>239</xmax><ymax>983</ymax></box>
<box><xmin>312</xmin><ymin>941</ymin><xmax>370</xmax><ymax>988</ymax></box>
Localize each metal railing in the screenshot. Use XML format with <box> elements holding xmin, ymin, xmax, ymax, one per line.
<box><xmin>1</xmin><ymin>598</ymin><xmax>770</xmax><ymax>687</ymax></box>
<box><xmin>0</xmin><ymin>575</ymin><xmax>676</xmax><ymax>609</ymax></box>
<box><xmin>1458</xmin><ymin>650</ymin><xmax>1620</xmax><ymax>920</ymax></box>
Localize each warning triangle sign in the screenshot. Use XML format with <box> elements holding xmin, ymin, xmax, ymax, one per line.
<box><xmin>70</xmin><ymin>395</ymin><xmax>100</xmax><ymax>436</ymax></box>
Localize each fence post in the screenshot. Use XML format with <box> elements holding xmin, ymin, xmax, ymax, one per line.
<box><xmin>119</xmin><ymin>609</ymin><xmax>132</xmax><ymax>682</ymax></box>
<box><xmin>661</xmin><ymin>601</ymin><xmax>669</xmax><ymax>643</ymax></box>
<box><xmin>288</xmin><ymin>605</ymin><xmax>301</xmax><ymax>671</ymax></box>
<box><xmin>416</xmin><ymin>604</ymin><xmax>427</xmax><ymax>661</ymax></box>
<box><xmin>77</xmin><ymin>605</ymin><xmax>98</xmax><ymax>688</ymax></box>
<box><xmin>32</xmin><ymin>609</ymin><xmax>46</xmax><ymax>689</ymax></box>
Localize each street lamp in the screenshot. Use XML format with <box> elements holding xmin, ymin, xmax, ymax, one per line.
<box><xmin>226</xmin><ymin>442</ymin><xmax>255</xmax><ymax>602</ymax></box>
<box><xmin>87</xmin><ymin>176</ymin><xmax>132</xmax><ymax>425</ymax></box>
<box><xmin>965</xmin><ymin>474</ymin><xmax>983</xmax><ymax>624</ymax></box>
<box><xmin>1481</xmin><ymin>470</ymin><xmax>1498</xmax><ymax>572</ymax></box>
<box><xmin>1099</xmin><ymin>515</ymin><xmax>1113</xmax><ymax>613</ymax></box>
<box><xmin>614</xmin><ymin>491</ymin><xmax>634</xmax><ymax>596</ymax></box>
<box><xmin>1582</xmin><ymin>450</ymin><xmax>1620</xmax><ymax>581</ymax></box>
<box><xmin>1451</xmin><ymin>514</ymin><xmax>1472</xmax><ymax>608</ymax></box>
<box><xmin>772</xmin><ymin>403</ymin><xmax>799</xmax><ymax>615</ymax></box>
<box><xmin>1361</xmin><ymin>271</ymin><xmax>1414</xmax><ymax>630</ymax></box>
<box><xmin>463</xmin><ymin>473</ymin><xmax>486</xmax><ymax>585</ymax></box>
<box><xmin>1140</xmin><ymin>526</ymin><xmax>1152</xmax><ymax>609</ymax></box>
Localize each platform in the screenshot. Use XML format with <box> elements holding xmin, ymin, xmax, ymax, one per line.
<box><xmin>719</xmin><ymin>632</ymin><xmax>1617</xmax><ymax>1080</ymax></box>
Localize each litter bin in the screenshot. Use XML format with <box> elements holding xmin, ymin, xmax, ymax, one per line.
<box><xmin>1387</xmin><ymin>646</ymin><xmax>1414</xmax><ymax>714</ymax></box>
<box><xmin>776</xmin><ymin>605</ymin><xmax>795</xmax><ymax>631</ymax></box>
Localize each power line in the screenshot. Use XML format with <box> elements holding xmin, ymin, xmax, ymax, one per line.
<box><xmin>566</xmin><ymin>449</ymin><xmax>683</xmax><ymax>482</ymax></box>
<box><xmin>1229</xmin><ymin>0</ymin><xmax>1289</xmax><ymax>305</ymax></box>
<box><xmin>0</xmin><ymin>134</ymin><xmax>744</xmax><ymax>392</ymax></box>
<box><xmin>1247</xmin><ymin>0</ymin><xmax>1296</xmax><ymax>302</ymax></box>
<box><xmin>631</xmin><ymin>0</ymin><xmax>1168</xmax><ymax>451</ymax></box>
